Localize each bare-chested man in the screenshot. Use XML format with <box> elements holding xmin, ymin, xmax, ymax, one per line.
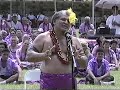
<box><xmin>26</xmin><ymin>10</ymin><xmax>87</xmax><ymax>90</ymax></box>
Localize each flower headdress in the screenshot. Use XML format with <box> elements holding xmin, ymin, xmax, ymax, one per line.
<box><xmin>67</xmin><ymin>8</ymin><xmax>78</xmax><ymax>25</ymax></box>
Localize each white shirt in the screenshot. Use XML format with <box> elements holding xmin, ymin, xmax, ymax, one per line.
<box><xmin>37</xmin><ymin>14</ymin><xmax>45</xmax><ymax>21</ymax></box>
<box><xmin>17</xmin><ymin>14</ymin><xmax>21</xmax><ymax>21</ymax></box>
<box><xmin>106</xmin><ymin>14</ymin><xmax>120</xmax><ymax>35</ymax></box>
<box><xmin>7</xmin><ymin>21</ymin><xmax>22</xmax><ymax>30</ymax></box>
<box><xmin>0</xmin><ymin>65</ymin><xmax>7</xmax><ymax>75</ymax></box>
<box><xmin>28</xmin><ymin>15</ymin><xmax>36</xmax><ymax>20</ymax></box>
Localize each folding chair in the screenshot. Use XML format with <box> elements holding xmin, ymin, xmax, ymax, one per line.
<box><xmin>24</xmin><ymin>69</ymin><xmax>41</xmax><ymax>90</ymax></box>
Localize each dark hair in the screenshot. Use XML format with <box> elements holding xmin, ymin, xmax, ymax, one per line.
<box><xmin>103</xmin><ymin>40</ymin><xmax>110</xmax><ymax>45</ymax></box>
<box><xmin>112</xmin><ymin>6</ymin><xmax>118</xmax><ymax>10</ymax></box>
<box><xmin>96</xmin><ymin>37</ymin><xmax>102</xmax><ymax>46</ymax></box>
<box><xmin>2</xmin><ymin>48</ymin><xmax>10</xmax><ymax>53</ymax></box>
<box><xmin>2</xmin><ymin>14</ymin><xmax>8</xmax><ymax>19</ymax></box>
<box><xmin>0</xmin><ymin>41</ymin><xmax>8</xmax><ymax>49</ymax></box>
<box><xmin>110</xmin><ymin>40</ymin><xmax>118</xmax><ymax>45</ymax></box>
<box><xmin>96</xmin><ymin>48</ymin><xmax>104</xmax><ymax>53</ymax></box>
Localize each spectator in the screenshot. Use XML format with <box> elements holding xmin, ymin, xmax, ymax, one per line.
<box><xmin>69</xmin><ymin>25</ymin><xmax>76</xmax><ymax>36</ymax></box>
<box><xmin>5</xmin><ymin>28</ymin><xmax>17</xmax><ymax>45</ymax></box>
<box><xmin>110</xmin><ymin>40</ymin><xmax>120</xmax><ymax>65</ymax></box>
<box><xmin>79</xmin><ymin>16</ymin><xmax>95</xmax><ymax>35</ymax></box>
<box><xmin>27</xmin><ymin>12</ymin><xmax>36</xmax><ymax>28</ymax></box>
<box><xmin>16</xmin><ymin>29</ymin><xmax>23</xmax><ymax>43</ymax></box>
<box><xmin>17</xmin><ymin>34</ymin><xmax>32</xmax><ymax>47</ymax></box>
<box><xmin>0</xmin><ymin>14</ymin><xmax>10</xmax><ymax>32</ymax></box>
<box><xmin>8</xmin><ymin>36</ymin><xmax>19</xmax><ymax>62</ymax></box>
<box><xmin>39</xmin><ymin>16</ymin><xmax>52</xmax><ymax>32</ymax></box>
<box><xmin>1</xmin><ymin>30</ymin><xmax>8</xmax><ymax>41</ymax></box>
<box><xmin>86</xmin><ymin>48</ymin><xmax>114</xmax><ymax>85</ymax></box>
<box><xmin>0</xmin><ymin>41</ymin><xmax>7</xmax><ymax>56</ymax></box>
<box><xmin>7</xmin><ymin>15</ymin><xmax>22</xmax><ymax>30</ymax></box>
<box><xmin>37</xmin><ymin>12</ymin><xmax>45</xmax><ymax>27</ymax></box>
<box><xmin>103</xmin><ymin>40</ymin><xmax>119</xmax><ymax>70</ymax></box>
<box><xmin>92</xmin><ymin>36</ymin><xmax>105</xmax><ymax>56</ymax></box>
<box><xmin>19</xmin><ymin>17</ymin><xmax>32</xmax><ymax>35</ymax></box>
<box><xmin>16</xmin><ymin>40</ymin><xmax>31</xmax><ymax>68</ymax></box>
<box><xmin>106</xmin><ymin>6</ymin><xmax>120</xmax><ymax>35</ymax></box>
<box><xmin>0</xmin><ymin>48</ymin><xmax>21</xmax><ymax>84</ymax></box>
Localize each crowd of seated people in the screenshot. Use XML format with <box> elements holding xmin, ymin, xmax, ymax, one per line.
<box><xmin>77</xmin><ymin>35</ymin><xmax>120</xmax><ymax>85</ymax></box>
<box><xmin>0</xmin><ymin>12</ymin><xmax>120</xmax><ymax>86</ymax></box>
<box><xmin>0</xmin><ymin>25</ymin><xmax>43</xmax><ymax>84</ymax></box>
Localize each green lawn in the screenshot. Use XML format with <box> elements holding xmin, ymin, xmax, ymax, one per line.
<box><xmin>78</xmin><ymin>71</ymin><xmax>120</xmax><ymax>90</ymax></box>
<box><xmin>0</xmin><ymin>70</ymin><xmax>120</xmax><ymax>90</ymax></box>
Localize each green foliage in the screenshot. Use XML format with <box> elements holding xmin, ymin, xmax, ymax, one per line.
<box><xmin>0</xmin><ymin>1</ymin><xmax>92</xmax><ymax>17</ymax></box>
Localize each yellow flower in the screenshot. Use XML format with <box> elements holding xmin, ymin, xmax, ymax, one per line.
<box><xmin>67</xmin><ymin>8</ymin><xmax>78</xmax><ymax>25</ymax></box>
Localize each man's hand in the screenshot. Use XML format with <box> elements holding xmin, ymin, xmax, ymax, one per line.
<box><xmin>97</xmin><ymin>77</ymin><xmax>102</xmax><ymax>81</ymax></box>
<box><xmin>44</xmin><ymin>45</ymin><xmax>55</xmax><ymax>60</ymax></box>
<box><xmin>94</xmin><ymin>78</ymin><xmax>99</xmax><ymax>85</ymax></box>
<box><xmin>112</xmin><ymin>21</ymin><xmax>118</xmax><ymax>26</ymax></box>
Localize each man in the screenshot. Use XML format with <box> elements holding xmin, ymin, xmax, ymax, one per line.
<box><xmin>7</xmin><ymin>15</ymin><xmax>22</xmax><ymax>30</ymax></box>
<box><xmin>0</xmin><ymin>48</ymin><xmax>20</xmax><ymax>84</ymax></box>
<box><xmin>26</xmin><ymin>10</ymin><xmax>87</xmax><ymax>90</ymax></box>
<box><xmin>103</xmin><ymin>40</ymin><xmax>119</xmax><ymax>70</ymax></box>
<box><xmin>106</xmin><ymin>6</ymin><xmax>120</xmax><ymax>35</ymax></box>
<box><xmin>39</xmin><ymin>16</ymin><xmax>52</xmax><ymax>32</ymax></box>
<box><xmin>86</xmin><ymin>48</ymin><xmax>114</xmax><ymax>85</ymax></box>
<box><xmin>0</xmin><ymin>41</ymin><xmax>7</xmax><ymax>56</ymax></box>
<box><xmin>19</xmin><ymin>17</ymin><xmax>32</xmax><ymax>35</ymax></box>
<box><xmin>0</xmin><ymin>14</ymin><xmax>10</xmax><ymax>32</ymax></box>
<box><xmin>79</xmin><ymin>16</ymin><xmax>94</xmax><ymax>35</ymax></box>
<box><xmin>110</xmin><ymin>40</ymin><xmax>120</xmax><ymax>65</ymax></box>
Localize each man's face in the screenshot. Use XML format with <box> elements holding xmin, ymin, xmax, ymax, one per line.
<box><xmin>85</xmin><ymin>18</ymin><xmax>90</xmax><ymax>24</ymax></box>
<box><xmin>55</xmin><ymin>14</ymin><xmax>71</xmax><ymax>32</ymax></box>
<box><xmin>111</xmin><ymin>43</ymin><xmax>118</xmax><ymax>49</ymax></box>
<box><xmin>43</xmin><ymin>18</ymin><xmax>49</xmax><ymax>24</ymax></box>
<box><xmin>96</xmin><ymin>52</ymin><xmax>104</xmax><ymax>60</ymax></box>
<box><xmin>2</xmin><ymin>31</ymin><xmax>7</xmax><ymax>39</ymax></box>
<box><xmin>16</xmin><ymin>30</ymin><xmax>23</xmax><ymax>37</ymax></box>
<box><xmin>103</xmin><ymin>43</ymin><xmax>110</xmax><ymax>50</ymax></box>
<box><xmin>11</xmin><ymin>38</ymin><xmax>18</xmax><ymax>45</ymax></box>
<box><xmin>23</xmin><ymin>40</ymin><xmax>29</xmax><ymax>48</ymax></box>
<box><xmin>10</xmin><ymin>31</ymin><xmax>16</xmax><ymax>36</ymax></box>
<box><xmin>1</xmin><ymin>52</ymin><xmax>9</xmax><ymax>61</ymax></box>
<box><xmin>12</xmin><ymin>16</ymin><xmax>18</xmax><ymax>22</ymax></box>
<box><xmin>0</xmin><ymin>45</ymin><xmax>5</xmax><ymax>53</ymax></box>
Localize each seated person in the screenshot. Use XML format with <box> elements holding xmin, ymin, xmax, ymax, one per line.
<box><xmin>110</xmin><ymin>40</ymin><xmax>120</xmax><ymax>66</ymax></box>
<box><xmin>97</xmin><ymin>22</ymin><xmax>110</xmax><ymax>35</ymax></box>
<box><xmin>81</xmin><ymin>41</ymin><xmax>93</xmax><ymax>62</ymax></box>
<box><xmin>16</xmin><ymin>40</ymin><xmax>34</xmax><ymax>69</ymax></box>
<box><xmin>79</xmin><ymin>33</ymin><xmax>87</xmax><ymax>39</ymax></box>
<box><xmin>0</xmin><ymin>48</ymin><xmax>21</xmax><ymax>84</ymax></box>
<box><xmin>75</xmin><ymin>40</ymin><xmax>93</xmax><ymax>78</ymax></box>
<box><xmin>86</xmin><ymin>48</ymin><xmax>114</xmax><ymax>85</ymax></box>
<box><xmin>103</xmin><ymin>40</ymin><xmax>119</xmax><ymax>70</ymax></box>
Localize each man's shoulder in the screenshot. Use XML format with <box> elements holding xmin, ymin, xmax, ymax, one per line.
<box><xmin>38</xmin><ymin>31</ymin><xmax>49</xmax><ymax>37</ymax></box>
<box><xmin>79</xmin><ymin>22</ymin><xmax>84</xmax><ymax>26</ymax></box>
<box><xmin>34</xmin><ymin>31</ymin><xmax>50</xmax><ymax>42</ymax></box>
<box><xmin>107</xmin><ymin>15</ymin><xmax>113</xmax><ymax>19</ymax></box>
<box><xmin>102</xmin><ymin>59</ymin><xmax>109</xmax><ymax>64</ymax></box>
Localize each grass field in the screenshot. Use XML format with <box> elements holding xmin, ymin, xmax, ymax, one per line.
<box><xmin>0</xmin><ymin>70</ymin><xmax>120</xmax><ymax>90</ymax></box>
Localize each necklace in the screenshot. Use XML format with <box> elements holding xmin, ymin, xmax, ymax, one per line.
<box><xmin>50</xmin><ymin>30</ymin><xmax>69</xmax><ymax>65</ymax></box>
<box><xmin>22</xmin><ymin>24</ymin><xmax>29</xmax><ymax>33</ymax></box>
